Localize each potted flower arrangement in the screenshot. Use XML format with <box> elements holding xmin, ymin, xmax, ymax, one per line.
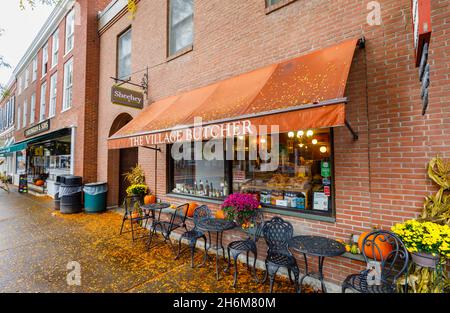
<box><xmin>126</xmin><ymin>184</ymin><xmax>148</xmax><ymax>197</ymax></box>
<box><xmin>392</xmin><ymin>219</ymin><xmax>450</xmax><ymax>268</ymax></box>
<box><xmin>222</xmin><ymin>193</ymin><xmax>261</xmax><ymax>229</ymax></box>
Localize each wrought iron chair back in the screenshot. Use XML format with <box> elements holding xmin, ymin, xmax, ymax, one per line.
<box><xmin>123</xmin><ymin>195</ymin><xmax>143</xmax><ymax>215</ymax></box>
<box><xmin>361</xmin><ymin>230</ymin><xmax>409</xmax><ymax>287</ymax></box>
<box><xmin>193</xmin><ymin>205</ymin><xmax>212</xmax><ymax>229</ymax></box>
<box><xmin>246</xmin><ymin>210</ymin><xmax>265</xmax><ymax>242</ymax></box>
<box><xmin>168</xmin><ymin>203</ymin><xmax>189</xmax><ymax>230</ymax></box>
<box><xmin>262</xmin><ymin>216</ymin><xmax>294</xmax><ymax>254</ymax></box>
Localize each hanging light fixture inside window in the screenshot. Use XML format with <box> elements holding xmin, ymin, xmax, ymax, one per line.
<box><xmin>320</xmin><ymin>146</ymin><xmax>327</xmax><ymax>153</ymax></box>
<box><xmin>307</xmin><ymin>130</ymin><xmax>314</xmax><ymax>137</ymax></box>
<box><xmin>312</xmin><ymin>139</ymin><xmax>318</xmax><ymax>145</ymax></box>
<box><xmin>288</xmin><ymin>131</ymin><xmax>295</xmax><ymax>138</ymax></box>
<box><xmin>297</xmin><ymin>130</ymin><xmax>304</xmax><ymax>138</ymax></box>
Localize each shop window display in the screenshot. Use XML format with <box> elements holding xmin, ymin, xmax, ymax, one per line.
<box><xmin>169</xmin><ymin>140</ymin><xmax>230</xmax><ymax>200</ymax></box>
<box><xmin>168</xmin><ymin>129</ymin><xmax>334</xmax><ymax>216</ymax></box>
<box><xmin>27</xmin><ymin>136</ymin><xmax>71</xmax><ymax>186</ymax></box>
<box><xmin>234</xmin><ymin>129</ymin><xmax>334</xmax><ymax>215</ymax></box>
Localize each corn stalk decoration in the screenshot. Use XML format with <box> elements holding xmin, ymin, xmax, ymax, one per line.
<box><xmin>419</xmin><ymin>157</ymin><xmax>450</xmax><ymax>226</ymax></box>
<box><xmin>397</xmin><ymin>156</ymin><xmax>450</xmax><ymax>293</ymax></box>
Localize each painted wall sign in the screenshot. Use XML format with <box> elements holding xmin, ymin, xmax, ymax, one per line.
<box><xmin>411</xmin><ymin>0</ymin><xmax>432</xmax><ymax>67</ymax></box>
<box><xmin>126</xmin><ymin>119</ymin><xmax>254</xmax><ymax>147</ymax></box>
<box><xmin>111</xmin><ymin>85</ymin><xmax>144</xmax><ymax>109</ymax></box>
<box><xmin>24</xmin><ymin>119</ymin><xmax>50</xmax><ymax>138</ymax></box>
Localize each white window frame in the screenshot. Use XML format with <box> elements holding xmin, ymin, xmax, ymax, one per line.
<box><xmin>117</xmin><ymin>28</ymin><xmax>132</xmax><ymax>79</ymax></box>
<box><xmin>42</xmin><ymin>43</ymin><xmax>49</xmax><ymax>78</ymax></box>
<box><xmin>32</xmin><ymin>57</ymin><xmax>38</xmax><ymax>81</ymax></box>
<box><xmin>22</xmin><ymin>99</ymin><xmax>27</xmax><ymax>128</ymax></box>
<box><xmin>18</xmin><ymin>77</ymin><xmax>22</xmax><ymax>94</ymax></box>
<box><xmin>168</xmin><ymin>0</ymin><xmax>194</xmax><ymax>56</ymax></box>
<box><xmin>25</xmin><ymin>69</ymin><xmax>29</xmax><ymax>89</ymax></box>
<box><xmin>52</xmin><ymin>29</ymin><xmax>59</xmax><ymax>68</ymax></box>
<box><xmin>17</xmin><ymin>105</ymin><xmax>21</xmax><ymax>130</ymax></box>
<box><xmin>40</xmin><ymin>82</ymin><xmax>47</xmax><ymax>122</ymax></box>
<box><xmin>62</xmin><ymin>58</ymin><xmax>73</xmax><ymax>111</ymax></box>
<box><xmin>30</xmin><ymin>93</ymin><xmax>36</xmax><ymax>124</ymax></box>
<box><xmin>65</xmin><ymin>9</ymin><xmax>75</xmax><ymax>54</ymax></box>
<box><xmin>49</xmin><ymin>72</ymin><xmax>58</xmax><ymax>118</ymax></box>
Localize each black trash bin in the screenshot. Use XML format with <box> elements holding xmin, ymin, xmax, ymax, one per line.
<box><xmin>54</xmin><ymin>175</ymin><xmax>68</xmax><ymax>210</ymax></box>
<box><xmin>60</xmin><ymin>176</ymin><xmax>83</xmax><ymax>214</ymax></box>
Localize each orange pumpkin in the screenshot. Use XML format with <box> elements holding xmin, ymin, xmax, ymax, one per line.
<box><xmin>358</xmin><ymin>231</ymin><xmax>393</xmax><ymax>261</ymax></box>
<box><xmin>144</xmin><ymin>194</ymin><xmax>156</xmax><ymax>205</ymax></box>
<box><xmin>215</xmin><ymin>209</ymin><xmax>225</xmax><ymax>219</ymax></box>
<box><xmin>187</xmin><ymin>203</ymin><xmax>198</xmax><ymax>217</ymax></box>
<box><xmin>35</xmin><ymin>180</ymin><xmax>44</xmax><ymax>186</ymax></box>
<box><xmin>131</xmin><ymin>211</ymin><xmax>140</xmax><ymax>223</ymax></box>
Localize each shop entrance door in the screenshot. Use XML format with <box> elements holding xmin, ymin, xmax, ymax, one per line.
<box><xmin>119</xmin><ymin>147</ymin><xmax>138</xmax><ymax>206</ymax></box>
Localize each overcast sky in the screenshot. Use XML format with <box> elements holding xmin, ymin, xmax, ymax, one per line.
<box><xmin>0</xmin><ymin>1</ymin><xmax>55</xmax><ymax>87</ymax></box>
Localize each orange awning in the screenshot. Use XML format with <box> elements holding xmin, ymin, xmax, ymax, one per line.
<box><xmin>108</xmin><ymin>39</ymin><xmax>358</xmax><ymax>149</ymax></box>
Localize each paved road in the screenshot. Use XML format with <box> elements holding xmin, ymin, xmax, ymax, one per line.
<box><xmin>0</xmin><ymin>190</ymin><xmax>303</xmax><ymax>293</ymax></box>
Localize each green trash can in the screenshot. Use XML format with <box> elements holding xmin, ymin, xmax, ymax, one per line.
<box><xmin>83</xmin><ymin>182</ymin><xmax>108</xmax><ymax>213</ymax></box>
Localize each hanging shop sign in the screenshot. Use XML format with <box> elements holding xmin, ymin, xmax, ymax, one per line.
<box><xmin>24</xmin><ymin>119</ymin><xmax>50</xmax><ymax>138</ymax></box>
<box><xmin>412</xmin><ymin>0</ymin><xmax>432</xmax><ymax>67</ymax></box>
<box><xmin>411</xmin><ymin>0</ymin><xmax>432</xmax><ymax>115</ymax></box>
<box><xmin>111</xmin><ymin>85</ymin><xmax>144</xmax><ymax>109</ymax></box>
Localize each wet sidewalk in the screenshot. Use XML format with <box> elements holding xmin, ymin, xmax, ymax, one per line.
<box><xmin>0</xmin><ymin>190</ymin><xmax>313</xmax><ymax>293</ymax></box>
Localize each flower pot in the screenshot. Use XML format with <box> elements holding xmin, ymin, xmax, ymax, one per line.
<box><xmin>411</xmin><ymin>252</ymin><xmax>440</xmax><ymax>268</ymax></box>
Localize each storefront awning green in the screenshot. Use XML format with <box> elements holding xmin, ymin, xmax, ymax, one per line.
<box><xmin>0</xmin><ymin>142</ymin><xmax>27</xmax><ymax>156</ymax></box>
<box><xmin>0</xmin><ymin>128</ymin><xmax>72</xmax><ymax>157</ymax></box>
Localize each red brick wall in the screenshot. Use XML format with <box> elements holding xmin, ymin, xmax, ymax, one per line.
<box><xmin>97</xmin><ymin>0</ymin><xmax>450</xmax><ymax>286</ymax></box>
<box><xmin>13</xmin><ymin>0</ymin><xmax>111</xmax><ymax>183</ymax></box>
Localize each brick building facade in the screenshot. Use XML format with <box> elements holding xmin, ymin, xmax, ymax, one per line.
<box><xmin>96</xmin><ymin>0</ymin><xmax>450</xmax><ymax>289</ymax></box>
<box><xmin>2</xmin><ymin>0</ymin><xmax>110</xmax><ymax>193</ymax></box>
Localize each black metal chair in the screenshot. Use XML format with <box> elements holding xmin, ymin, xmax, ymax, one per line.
<box><xmin>226</xmin><ymin>211</ymin><xmax>264</xmax><ymax>288</ymax></box>
<box><xmin>175</xmin><ymin>205</ymin><xmax>211</xmax><ymax>268</ymax></box>
<box><xmin>342</xmin><ymin>230</ymin><xmax>410</xmax><ymax>293</ymax></box>
<box><xmin>119</xmin><ymin>195</ymin><xmax>149</xmax><ymax>241</ymax></box>
<box><xmin>261</xmin><ymin>216</ymin><xmax>300</xmax><ymax>293</ymax></box>
<box><xmin>147</xmin><ymin>203</ymin><xmax>189</xmax><ymax>254</ymax></box>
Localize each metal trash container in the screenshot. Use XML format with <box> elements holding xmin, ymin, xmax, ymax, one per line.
<box><xmin>54</xmin><ymin>175</ymin><xmax>68</xmax><ymax>210</ymax></box>
<box><xmin>83</xmin><ymin>182</ymin><xmax>108</xmax><ymax>213</ymax></box>
<box><xmin>60</xmin><ymin>176</ymin><xmax>83</xmax><ymax>214</ymax></box>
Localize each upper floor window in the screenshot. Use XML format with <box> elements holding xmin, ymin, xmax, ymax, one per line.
<box><xmin>62</xmin><ymin>58</ymin><xmax>73</xmax><ymax>111</ymax></box>
<box><xmin>7</xmin><ymin>97</ymin><xmax>14</xmax><ymax>127</ymax></box>
<box><xmin>18</xmin><ymin>77</ymin><xmax>23</xmax><ymax>94</ymax></box>
<box><xmin>65</xmin><ymin>9</ymin><xmax>75</xmax><ymax>54</ymax></box>
<box><xmin>30</xmin><ymin>93</ymin><xmax>36</xmax><ymax>124</ymax></box>
<box><xmin>42</xmin><ymin>43</ymin><xmax>49</xmax><ymax>77</ymax></box>
<box><xmin>17</xmin><ymin>105</ymin><xmax>21</xmax><ymax>130</ymax></box>
<box><xmin>32</xmin><ymin>57</ymin><xmax>38</xmax><ymax>81</ymax></box>
<box><xmin>168</xmin><ymin>0</ymin><xmax>194</xmax><ymax>56</ymax></box>
<box><xmin>52</xmin><ymin>29</ymin><xmax>59</xmax><ymax>68</ymax></box>
<box><xmin>49</xmin><ymin>72</ymin><xmax>58</xmax><ymax>118</ymax></box>
<box><xmin>40</xmin><ymin>81</ymin><xmax>47</xmax><ymax>122</ymax></box>
<box><xmin>117</xmin><ymin>28</ymin><xmax>132</xmax><ymax>79</ymax></box>
<box><xmin>266</xmin><ymin>0</ymin><xmax>282</xmax><ymax>6</ymax></box>
<box><xmin>22</xmin><ymin>99</ymin><xmax>27</xmax><ymax>128</ymax></box>
<box><xmin>25</xmin><ymin>69</ymin><xmax>29</xmax><ymax>89</ymax></box>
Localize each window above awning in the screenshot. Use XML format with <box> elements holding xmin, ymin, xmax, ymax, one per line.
<box><xmin>108</xmin><ymin>38</ymin><xmax>359</xmax><ymax>149</ymax></box>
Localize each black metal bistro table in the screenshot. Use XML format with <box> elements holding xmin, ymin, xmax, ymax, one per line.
<box><xmin>196</xmin><ymin>218</ymin><xmax>236</xmax><ymax>280</ymax></box>
<box><xmin>288</xmin><ymin>235</ymin><xmax>345</xmax><ymax>293</ymax></box>
<box><xmin>140</xmin><ymin>203</ymin><xmax>171</xmax><ymax>244</ymax></box>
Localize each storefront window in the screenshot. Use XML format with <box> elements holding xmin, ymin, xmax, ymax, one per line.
<box><xmin>167</xmin><ymin>128</ymin><xmax>334</xmax><ymax>216</ymax></box>
<box><xmin>169</xmin><ymin>140</ymin><xmax>230</xmax><ymax>200</ymax></box>
<box><xmin>27</xmin><ymin>135</ymin><xmax>71</xmax><ymax>184</ymax></box>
